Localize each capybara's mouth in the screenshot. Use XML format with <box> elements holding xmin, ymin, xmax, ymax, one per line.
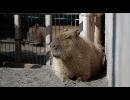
<box><xmin>53</xmin><ymin>53</ymin><xmax>61</xmax><ymax>58</ymax></box>
<box><xmin>53</xmin><ymin>55</ymin><xmax>60</xmax><ymax>58</ymax></box>
<box><xmin>51</xmin><ymin>50</ymin><xmax>61</xmax><ymax>58</ymax></box>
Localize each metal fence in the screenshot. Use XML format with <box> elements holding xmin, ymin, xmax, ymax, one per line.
<box><xmin>0</xmin><ymin>13</ymin><xmax>80</xmax><ymax>66</ymax></box>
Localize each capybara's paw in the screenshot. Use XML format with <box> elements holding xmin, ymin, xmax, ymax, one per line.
<box><xmin>76</xmin><ymin>77</ymin><xmax>82</xmax><ymax>82</ymax></box>
<box><xmin>59</xmin><ymin>75</ymin><xmax>69</xmax><ymax>82</ymax></box>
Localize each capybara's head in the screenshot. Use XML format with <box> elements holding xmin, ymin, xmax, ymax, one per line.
<box><xmin>50</xmin><ymin>29</ymin><xmax>80</xmax><ymax>60</ymax></box>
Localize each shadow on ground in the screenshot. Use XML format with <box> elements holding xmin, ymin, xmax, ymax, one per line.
<box><xmin>0</xmin><ymin>50</ymin><xmax>50</xmax><ymax>68</ymax></box>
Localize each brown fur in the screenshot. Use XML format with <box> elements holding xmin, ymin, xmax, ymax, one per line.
<box><xmin>28</xmin><ymin>24</ymin><xmax>45</xmax><ymax>44</ymax></box>
<box><xmin>50</xmin><ymin>29</ymin><xmax>105</xmax><ymax>82</ymax></box>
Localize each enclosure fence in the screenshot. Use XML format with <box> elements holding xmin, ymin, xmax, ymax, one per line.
<box><xmin>0</xmin><ymin>13</ymin><xmax>80</xmax><ymax>66</ymax></box>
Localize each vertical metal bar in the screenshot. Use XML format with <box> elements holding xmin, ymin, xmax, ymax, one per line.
<box><xmin>40</xmin><ymin>15</ymin><xmax>45</xmax><ymax>65</ymax></box>
<box><xmin>112</xmin><ymin>13</ymin><xmax>116</xmax><ymax>87</ymax></box>
<box><xmin>4</xmin><ymin>40</ymin><xmax>7</xmax><ymax>60</ymax></box>
<box><xmin>35</xmin><ymin>15</ymin><xmax>37</xmax><ymax>64</ymax></box>
<box><xmin>59</xmin><ymin>14</ymin><xmax>60</xmax><ymax>34</ymax></box>
<box><xmin>27</xmin><ymin>16</ymin><xmax>30</xmax><ymax>63</ymax></box>
<box><xmin>13</xmin><ymin>40</ymin><xmax>15</xmax><ymax>61</ymax></box>
<box><xmin>67</xmin><ymin>15</ymin><xmax>69</xmax><ymax>29</ymax></box>
<box><xmin>1</xmin><ymin>42</ymin><xmax>4</xmax><ymax>63</ymax></box>
<box><xmin>74</xmin><ymin>14</ymin><xmax>75</xmax><ymax>28</ymax></box>
<box><xmin>62</xmin><ymin>14</ymin><xmax>64</xmax><ymax>30</ymax></box>
<box><xmin>77</xmin><ymin>14</ymin><xmax>79</xmax><ymax>30</ymax></box>
<box><xmin>31</xmin><ymin>16</ymin><xmax>34</xmax><ymax>64</ymax></box>
<box><xmin>71</xmin><ymin>14</ymin><xmax>72</xmax><ymax>28</ymax></box>
<box><xmin>54</xmin><ymin>14</ymin><xmax>56</xmax><ymax>37</ymax></box>
<box><xmin>0</xmin><ymin>41</ymin><xmax>1</xmax><ymax>62</ymax></box>
<box><xmin>64</xmin><ymin>15</ymin><xmax>66</xmax><ymax>29</ymax></box>
<box><xmin>9</xmin><ymin>38</ymin><xmax>11</xmax><ymax>60</ymax></box>
<box><xmin>14</xmin><ymin>15</ymin><xmax>21</xmax><ymax>63</ymax></box>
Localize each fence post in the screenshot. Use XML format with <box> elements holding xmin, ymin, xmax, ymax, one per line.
<box><xmin>89</xmin><ymin>14</ymin><xmax>95</xmax><ymax>42</ymax></box>
<box><xmin>79</xmin><ymin>13</ymin><xmax>92</xmax><ymax>41</ymax></box>
<box><xmin>45</xmin><ymin>15</ymin><xmax>52</xmax><ymax>65</ymax></box>
<box><xmin>94</xmin><ymin>13</ymin><xmax>103</xmax><ymax>45</ymax></box>
<box><xmin>14</xmin><ymin>15</ymin><xmax>21</xmax><ymax>63</ymax></box>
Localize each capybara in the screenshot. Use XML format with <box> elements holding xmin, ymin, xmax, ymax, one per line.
<box><xmin>50</xmin><ymin>29</ymin><xmax>105</xmax><ymax>82</ymax></box>
<box><xmin>28</xmin><ymin>24</ymin><xmax>45</xmax><ymax>46</ymax></box>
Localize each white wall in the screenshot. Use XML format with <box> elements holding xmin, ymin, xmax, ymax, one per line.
<box><xmin>115</xmin><ymin>13</ymin><xmax>130</xmax><ymax>87</ymax></box>
<box><xmin>106</xmin><ymin>13</ymin><xmax>130</xmax><ymax>87</ymax></box>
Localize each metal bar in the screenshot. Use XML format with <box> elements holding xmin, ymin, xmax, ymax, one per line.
<box><xmin>62</xmin><ymin>14</ymin><xmax>64</xmax><ymax>30</ymax></box>
<box><xmin>71</xmin><ymin>14</ymin><xmax>73</xmax><ymax>27</ymax></box>
<box><xmin>67</xmin><ymin>15</ymin><xmax>69</xmax><ymax>29</ymax></box>
<box><xmin>54</xmin><ymin>14</ymin><xmax>56</xmax><ymax>37</ymax></box>
<box><xmin>59</xmin><ymin>14</ymin><xmax>60</xmax><ymax>34</ymax></box>
<box><xmin>0</xmin><ymin>13</ymin><xmax>80</xmax><ymax>65</ymax></box>
<box><xmin>75</xmin><ymin>14</ymin><xmax>76</xmax><ymax>28</ymax></box>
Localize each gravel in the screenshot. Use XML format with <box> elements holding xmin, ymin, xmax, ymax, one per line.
<box><xmin>0</xmin><ymin>65</ymin><xmax>108</xmax><ymax>87</ymax></box>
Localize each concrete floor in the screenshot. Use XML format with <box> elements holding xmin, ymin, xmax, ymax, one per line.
<box><xmin>0</xmin><ymin>65</ymin><xmax>108</xmax><ymax>87</ymax></box>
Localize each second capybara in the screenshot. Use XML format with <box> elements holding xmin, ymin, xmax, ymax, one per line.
<box><xmin>28</xmin><ymin>24</ymin><xmax>45</xmax><ymax>46</ymax></box>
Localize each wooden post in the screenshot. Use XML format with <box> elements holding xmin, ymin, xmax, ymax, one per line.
<box><xmin>94</xmin><ymin>13</ymin><xmax>103</xmax><ymax>45</ymax></box>
<box><xmin>45</xmin><ymin>15</ymin><xmax>52</xmax><ymax>65</ymax></box>
<box><xmin>89</xmin><ymin>14</ymin><xmax>95</xmax><ymax>42</ymax></box>
<box><xmin>14</xmin><ymin>15</ymin><xmax>21</xmax><ymax>63</ymax></box>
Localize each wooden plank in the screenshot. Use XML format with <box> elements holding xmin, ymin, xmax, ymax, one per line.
<box><xmin>94</xmin><ymin>13</ymin><xmax>102</xmax><ymax>45</ymax></box>
<box><xmin>89</xmin><ymin>14</ymin><xmax>95</xmax><ymax>42</ymax></box>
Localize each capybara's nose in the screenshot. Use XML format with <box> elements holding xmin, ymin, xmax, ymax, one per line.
<box><xmin>50</xmin><ymin>40</ymin><xmax>59</xmax><ymax>49</ymax></box>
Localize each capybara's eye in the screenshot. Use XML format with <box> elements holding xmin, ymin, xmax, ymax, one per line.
<box><xmin>65</xmin><ymin>36</ymin><xmax>72</xmax><ymax>39</ymax></box>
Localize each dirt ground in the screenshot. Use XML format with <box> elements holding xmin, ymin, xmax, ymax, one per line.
<box><xmin>0</xmin><ymin>65</ymin><xmax>108</xmax><ymax>87</ymax></box>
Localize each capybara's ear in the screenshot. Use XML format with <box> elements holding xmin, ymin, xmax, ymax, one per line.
<box><xmin>75</xmin><ymin>30</ymin><xmax>80</xmax><ymax>37</ymax></box>
<box><xmin>63</xmin><ymin>29</ymin><xmax>69</xmax><ymax>31</ymax></box>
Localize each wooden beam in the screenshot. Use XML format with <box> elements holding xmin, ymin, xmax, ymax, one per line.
<box><xmin>88</xmin><ymin>14</ymin><xmax>95</xmax><ymax>42</ymax></box>
<box><xmin>94</xmin><ymin>13</ymin><xmax>102</xmax><ymax>45</ymax></box>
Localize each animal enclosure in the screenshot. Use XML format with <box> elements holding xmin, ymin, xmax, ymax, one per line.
<box><xmin>0</xmin><ymin>13</ymin><xmax>80</xmax><ymax>66</ymax></box>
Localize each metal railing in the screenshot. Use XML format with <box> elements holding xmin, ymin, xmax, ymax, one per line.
<box><xmin>0</xmin><ymin>13</ymin><xmax>80</xmax><ymax>66</ymax></box>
